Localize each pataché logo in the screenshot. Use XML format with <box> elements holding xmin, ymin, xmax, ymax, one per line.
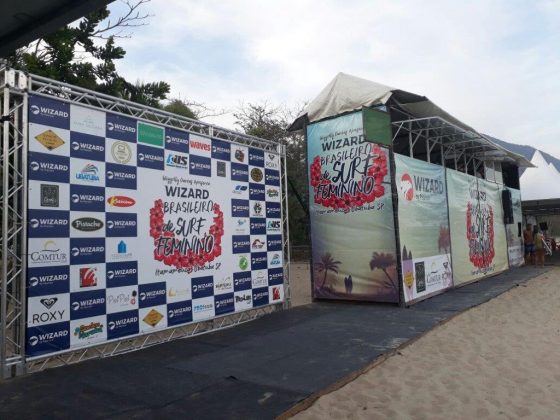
<box><xmin>72</xmin><ymin>217</ymin><xmax>103</xmax><ymax>232</ymax></box>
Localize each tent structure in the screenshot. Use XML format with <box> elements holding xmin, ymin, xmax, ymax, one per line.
<box><xmin>290</xmin><ymin>73</ymin><xmax>532</xmax><ymax>173</ymax></box>
<box><xmin>294</xmin><ymin>72</ymin><xmax>531</xmax><ymax>307</ymax></box>
<box><xmin>520</xmin><ymin>151</ymin><xmax>560</xmax><ymax>201</ymax></box>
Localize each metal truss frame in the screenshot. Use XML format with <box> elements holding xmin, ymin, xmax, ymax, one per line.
<box><xmin>26</xmin><ymin>304</ymin><xmax>277</xmax><ymax>373</ymax></box>
<box><xmin>0</xmin><ymin>68</ymin><xmax>28</xmax><ymax>378</ymax></box>
<box><xmin>0</xmin><ymin>68</ymin><xmax>291</xmax><ymax>378</ymax></box>
<box><xmin>30</xmin><ymin>74</ymin><xmax>278</xmax><ymax>152</ymax></box>
<box><xmin>391</xmin><ymin>116</ymin><xmax>519</xmax><ymax>173</ymax></box>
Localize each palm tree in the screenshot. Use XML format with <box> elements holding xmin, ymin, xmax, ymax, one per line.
<box><xmin>314</xmin><ymin>253</ymin><xmax>341</xmax><ymax>289</ymax></box>
<box><xmin>370</xmin><ymin>252</ymin><xmax>397</xmax><ymax>292</ymax></box>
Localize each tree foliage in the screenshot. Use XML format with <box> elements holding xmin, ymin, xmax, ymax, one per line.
<box><xmin>234</xmin><ymin>103</ymin><xmax>310</xmax><ymax>246</ymax></box>
<box><xmin>7</xmin><ymin>0</ymin><xmax>195</xmax><ymax>116</ymax></box>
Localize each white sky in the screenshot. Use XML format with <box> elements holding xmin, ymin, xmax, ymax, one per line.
<box><xmin>112</xmin><ymin>0</ymin><xmax>560</xmax><ymax>156</ymax></box>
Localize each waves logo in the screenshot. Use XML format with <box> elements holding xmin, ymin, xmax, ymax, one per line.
<box><xmin>107</xmin><ymin>195</ymin><xmax>135</xmax><ymax>207</ymax></box>
<box><xmin>400</xmin><ymin>173</ymin><xmax>414</xmax><ymax>201</ymax></box>
<box><xmin>76</xmin><ymin>163</ymin><xmax>100</xmax><ymax>182</ymax></box>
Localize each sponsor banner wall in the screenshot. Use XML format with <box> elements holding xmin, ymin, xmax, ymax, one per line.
<box><xmin>394</xmin><ymin>154</ymin><xmax>452</xmax><ymax>303</ymax></box>
<box><xmin>26</xmin><ymin>95</ymin><xmax>284</xmax><ymax>358</ymax></box>
<box><xmin>506</xmin><ymin>188</ymin><xmax>524</xmax><ymax>267</ymax></box>
<box><xmin>307</xmin><ymin>111</ymin><xmax>398</xmax><ymax>302</ymax></box>
<box><xmin>446</xmin><ymin>169</ymin><xmax>509</xmax><ymax>285</ymax></box>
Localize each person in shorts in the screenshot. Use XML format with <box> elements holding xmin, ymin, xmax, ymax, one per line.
<box><xmin>523</xmin><ymin>224</ymin><xmax>535</xmax><ymax>265</ymax></box>
<box><xmin>534</xmin><ymin>227</ymin><xmax>545</xmax><ymax>267</ymax></box>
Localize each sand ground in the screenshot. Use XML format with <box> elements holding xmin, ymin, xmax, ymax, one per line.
<box><xmin>293</xmin><ymin>269</ymin><xmax>560</xmax><ymax>420</ymax></box>
<box><xmin>289</xmin><ymin>262</ymin><xmax>313</xmax><ymax>307</ymax></box>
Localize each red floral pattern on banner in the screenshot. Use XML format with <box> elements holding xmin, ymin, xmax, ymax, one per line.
<box><xmin>149</xmin><ymin>199</ymin><xmax>224</xmax><ymax>269</ymax></box>
<box><xmin>466</xmin><ymin>202</ymin><xmax>495</xmax><ymax>268</ymax></box>
<box><xmin>310</xmin><ymin>145</ymin><xmax>388</xmax><ymax>210</ymax></box>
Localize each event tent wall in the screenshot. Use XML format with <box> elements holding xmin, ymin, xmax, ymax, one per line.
<box><xmin>292</xmin><ymin>73</ymin><xmax>530</xmax><ymax>305</ymax></box>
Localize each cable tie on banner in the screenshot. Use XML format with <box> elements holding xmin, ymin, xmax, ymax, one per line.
<box><xmin>0</xmin><ymin>114</ymin><xmax>10</xmax><ymax>122</ymax></box>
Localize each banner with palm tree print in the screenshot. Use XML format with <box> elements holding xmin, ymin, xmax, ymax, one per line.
<box><xmin>446</xmin><ymin>169</ymin><xmax>509</xmax><ymax>285</ymax></box>
<box><xmin>394</xmin><ymin>154</ymin><xmax>453</xmax><ymax>304</ymax></box>
<box><xmin>307</xmin><ymin>111</ymin><xmax>398</xmax><ymax>302</ymax></box>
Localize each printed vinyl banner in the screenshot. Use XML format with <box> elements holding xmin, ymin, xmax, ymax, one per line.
<box><xmin>394</xmin><ymin>154</ymin><xmax>452</xmax><ymax>303</ymax></box>
<box><xmin>307</xmin><ymin>111</ymin><xmax>398</xmax><ymax>302</ymax></box>
<box><xmin>506</xmin><ymin>188</ymin><xmax>524</xmax><ymax>267</ymax></box>
<box><xmin>26</xmin><ymin>95</ymin><xmax>284</xmax><ymax>357</ymax></box>
<box><xmin>446</xmin><ymin>169</ymin><xmax>509</xmax><ymax>285</ymax></box>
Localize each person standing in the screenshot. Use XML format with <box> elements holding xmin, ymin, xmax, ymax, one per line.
<box><xmin>523</xmin><ymin>224</ymin><xmax>535</xmax><ymax>265</ymax></box>
<box><xmin>534</xmin><ymin>226</ymin><xmax>545</xmax><ymax>268</ymax></box>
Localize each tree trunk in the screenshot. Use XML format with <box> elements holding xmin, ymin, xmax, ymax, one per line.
<box><xmin>321</xmin><ymin>270</ymin><xmax>328</xmax><ymax>288</ymax></box>
<box><xmin>382</xmin><ymin>269</ymin><xmax>397</xmax><ymax>292</ymax></box>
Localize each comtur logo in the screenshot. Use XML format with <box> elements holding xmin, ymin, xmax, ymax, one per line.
<box><xmin>400</xmin><ymin>173</ymin><xmax>414</xmax><ymax>201</ymax></box>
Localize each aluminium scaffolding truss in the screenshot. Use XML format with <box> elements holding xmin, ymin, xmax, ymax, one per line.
<box><xmin>390</xmin><ymin>115</ymin><xmax>525</xmax><ymax>176</ymax></box>
<box><xmin>0</xmin><ymin>67</ymin><xmax>291</xmax><ymax>378</ymax></box>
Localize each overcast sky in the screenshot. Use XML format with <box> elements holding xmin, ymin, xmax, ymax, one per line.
<box><xmin>112</xmin><ymin>0</ymin><xmax>560</xmax><ymax>156</ymax></box>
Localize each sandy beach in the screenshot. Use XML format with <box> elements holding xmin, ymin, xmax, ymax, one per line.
<box><xmin>293</xmin><ymin>269</ymin><xmax>560</xmax><ymax>419</ymax></box>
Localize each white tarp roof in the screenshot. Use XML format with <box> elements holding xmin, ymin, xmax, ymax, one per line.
<box><xmin>289</xmin><ymin>72</ymin><xmax>532</xmax><ymax>167</ymax></box>
<box><xmin>520</xmin><ymin>151</ymin><xmax>560</xmax><ymax>200</ymax></box>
